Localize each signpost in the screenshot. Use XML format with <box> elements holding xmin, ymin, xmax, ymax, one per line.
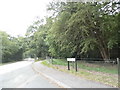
<box><xmin>67</xmin><ymin>58</ymin><xmax>77</xmax><ymax>72</ymax></box>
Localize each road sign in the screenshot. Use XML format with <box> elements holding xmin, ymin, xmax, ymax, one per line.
<box><xmin>67</xmin><ymin>58</ymin><xmax>77</xmax><ymax>72</ymax></box>
<box><xmin>67</xmin><ymin>58</ymin><xmax>75</xmax><ymax>61</ymax></box>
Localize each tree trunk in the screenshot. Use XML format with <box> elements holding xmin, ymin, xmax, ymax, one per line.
<box><xmin>95</xmin><ymin>33</ymin><xmax>110</xmax><ymax>61</ymax></box>
<box><xmin>90</xmin><ymin>29</ymin><xmax>110</xmax><ymax>61</ymax></box>
<box><xmin>98</xmin><ymin>44</ymin><xmax>110</xmax><ymax>61</ymax></box>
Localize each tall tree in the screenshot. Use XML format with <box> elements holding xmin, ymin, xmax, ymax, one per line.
<box><xmin>46</xmin><ymin>1</ymin><xmax>119</xmax><ymax>60</ymax></box>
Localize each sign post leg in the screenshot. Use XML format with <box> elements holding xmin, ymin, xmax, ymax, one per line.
<box><xmin>68</xmin><ymin>61</ymin><xmax>70</xmax><ymax>70</ymax></box>
<box><xmin>75</xmin><ymin>60</ymin><xmax>77</xmax><ymax>72</ymax></box>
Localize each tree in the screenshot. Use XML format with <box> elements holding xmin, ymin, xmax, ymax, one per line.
<box><xmin>46</xmin><ymin>1</ymin><xmax>120</xmax><ymax>60</ymax></box>
<box><xmin>22</xmin><ymin>1</ymin><xmax>119</xmax><ymax>60</ymax></box>
<box><xmin>24</xmin><ymin>18</ymin><xmax>52</xmax><ymax>58</ymax></box>
<box><xmin>0</xmin><ymin>31</ymin><xmax>23</xmax><ymax>63</ymax></box>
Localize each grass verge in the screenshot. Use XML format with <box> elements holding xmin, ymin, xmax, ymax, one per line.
<box><xmin>41</xmin><ymin>59</ymin><xmax>118</xmax><ymax>87</ymax></box>
<box><xmin>0</xmin><ymin>63</ymin><xmax>2</xmax><ymax>66</ymax></box>
<box><xmin>52</xmin><ymin>59</ymin><xmax>118</xmax><ymax>74</ymax></box>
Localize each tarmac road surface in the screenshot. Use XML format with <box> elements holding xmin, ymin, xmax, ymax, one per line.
<box><xmin>0</xmin><ymin>60</ymin><xmax>59</xmax><ymax>88</ymax></box>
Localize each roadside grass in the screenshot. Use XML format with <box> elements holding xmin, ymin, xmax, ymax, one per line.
<box><xmin>35</xmin><ymin>59</ymin><xmax>40</xmax><ymax>62</ymax></box>
<box><xmin>0</xmin><ymin>63</ymin><xmax>2</xmax><ymax>66</ymax></box>
<box><xmin>41</xmin><ymin>59</ymin><xmax>118</xmax><ymax>87</ymax></box>
<box><xmin>52</xmin><ymin>59</ymin><xmax>118</xmax><ymax>74</ymax></box>
<box><xmin>77</xmin><ymin>62</ymin><xmax>118</xmax><ymax>74</ymax></box>
<box><xmin>52</xmin><ymin>59</ymin><xmax>68</xmax><ymax>66</ymax></box>
<box><xmin>35</xmin><ymin>58</ymin><xmax>46</xmax><ymax>62</ymax></box>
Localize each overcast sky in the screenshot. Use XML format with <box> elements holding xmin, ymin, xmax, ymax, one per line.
<box><xmin>0</xmin><ymin>0</ymin><xmax>52</xmax><ymax>37</ymax></box>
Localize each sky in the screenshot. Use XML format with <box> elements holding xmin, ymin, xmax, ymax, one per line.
<box><xmin>0</xmin><ymin>0</ymin><xmax>52</xmax><ymax>37</ymax></box>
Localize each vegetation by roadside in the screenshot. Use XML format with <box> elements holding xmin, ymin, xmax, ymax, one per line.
<box><xmin>35</xmin><ymin>60</ymin><xmax>39</xmax><ymax>62</ymax></box>
<box><xmin>52</xmin><ymin>59</ymin><xmax>118</xmax><ymax>74</ymax></box>
<box><xmin>41</xmin><ymin>59</ymin><xmax>118</xmax><ymax>87</ymax></box>
<box><xmin>35</xmin><ymin>58</ymin><xmax>45</xmax><ymax>62</ymax></box>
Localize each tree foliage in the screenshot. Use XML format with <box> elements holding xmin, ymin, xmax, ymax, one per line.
<box><xmin>44</xmin><ymin>1</ymin><xmax>119</xmax><ymax>60</ymax></box>
<box><xmin>0</xmin><ymin>31</ymin><xmax>23</xmax><ymax>63</ymax></box>
<box><xmin>1</xmin><ymin>1</ymin><xmax>119</xmax><ymax>62</ymax></box>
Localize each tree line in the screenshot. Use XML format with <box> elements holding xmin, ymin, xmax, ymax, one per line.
<box><xmin>0</xmin><ymin>31</ymin><xmax>24</xmax><ymax>63</ymax></box>
<box><xmin>1</xmin><ymin>1</ymin><xmax>120</xmax><ymax>63</ymax></box>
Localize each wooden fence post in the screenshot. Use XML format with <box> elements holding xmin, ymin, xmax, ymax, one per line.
<box><xmin>0</xmin><ymin>36</ymin><xmax>2</xmax><ymax>64</ymax></box>
<box><xmin>117</xmin><ymin>58</ymin><xmax>120</xmax><ymax>88</ymax></box>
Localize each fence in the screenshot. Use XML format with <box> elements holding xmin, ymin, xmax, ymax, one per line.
<box><xmin>76</xmin><ymin>58</ymin><xmax>119</xmax><ymax>65</ymax></box>
<box><xmin>64</xmin><ymin>58</ymin><xmax>119</xmax><ymax>73</ymax></box>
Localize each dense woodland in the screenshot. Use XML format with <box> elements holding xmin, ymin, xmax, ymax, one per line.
<box><xmin>0</xmin><ymin>1</ymin><xmax>120</xmax><ymax>63</ymax></box>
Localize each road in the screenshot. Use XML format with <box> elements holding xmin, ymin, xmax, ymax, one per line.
<box><xmin>0</xmin><ymin>60</ymin><xmax>59</xmax><ymax>88</ymax></box>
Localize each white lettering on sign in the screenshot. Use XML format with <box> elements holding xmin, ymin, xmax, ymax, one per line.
<box><xmin>67</xmin><ymin>58</ymin><xmax>75</xmax><ymax>61</ymax></box>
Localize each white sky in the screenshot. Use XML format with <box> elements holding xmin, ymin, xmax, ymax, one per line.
<box><xmin>0</xmin><ymin>0</ymin><xmax>52</xmax><ymax>37</ymax></box>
